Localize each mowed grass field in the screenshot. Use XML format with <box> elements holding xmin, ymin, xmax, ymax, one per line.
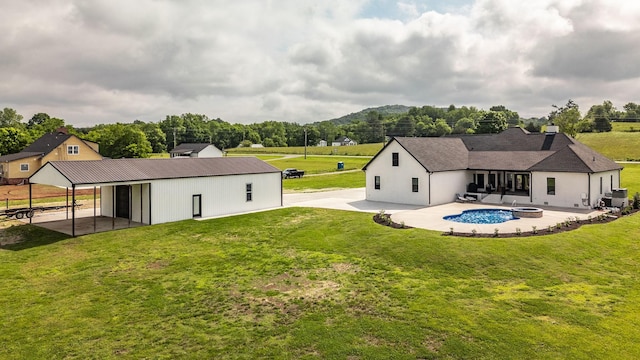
<box><xmin>1</xmin><ymin>208</ymin><xmax>640</xmax><ymax>358</ymax></box>
<box><xmin>576</xmin><ymin>132</ymin><xmax>640</xmax><ymax>161</ymax></box>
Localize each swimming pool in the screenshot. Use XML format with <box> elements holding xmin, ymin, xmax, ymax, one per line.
<box><xmin>444</xmin><ymin>209</ymin><xmax>518</xmax><ymax>224</ymax></box>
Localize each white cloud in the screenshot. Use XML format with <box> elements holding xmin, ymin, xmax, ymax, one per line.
<box><xmin>1</xmin><ymin>0</ymin><xmax>639</xmax><ymax>125</ymax></box>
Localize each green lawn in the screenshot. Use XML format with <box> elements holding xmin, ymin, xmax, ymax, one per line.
<box><xmin>284</xmin><ymin>171</ymin><xmax>365</xmax><ymax>191</ymax></box>
<box><xmin>1</xmin><ymin>208</ymin><xmax>640</xmax><ymax>358</ymax></box>
<box><xmin>576</xmin><ymin>132</ymin><xmax>640</xmax><ymax>160</ymax></box>
<box><xmin>226</xmin><ymin>143</ymin><xmax>384</xmax><ymax>156</ymax></box>
<box><xmin>268</xmin><ymin>156</ymin><xmax>370</xmax><ymax>174</ymax></box>
<box><xmin>622</xmin><ymin>163</ymin><xmax>640</xmax><ymax>195</ymax></box>
<box><xmin>611</xmin><ymin>122</ymin><xmax>640</xmax><ymax>132</ymax></box>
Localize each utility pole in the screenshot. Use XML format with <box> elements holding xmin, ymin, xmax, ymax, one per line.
<box><xmin>304</xmin><ymin>127</ymin><xmax>308</xmax><ymax>160</ymax></box>
<box><xmin>173</xmin><ymin>128</ymin><xmax>177</xmax><ymax>149</ymax></box>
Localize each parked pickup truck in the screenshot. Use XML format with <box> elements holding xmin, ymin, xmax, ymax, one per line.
<box><xmin>282</xmin><ymin>168</ymin><xmax>305</xmax><ymax>179</ymax></box>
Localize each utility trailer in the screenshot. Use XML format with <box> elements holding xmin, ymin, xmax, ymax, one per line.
<box><xmin>1</xmin><ymin>202</ymin><xmax>80</xmax><ymax>220</ymax></box>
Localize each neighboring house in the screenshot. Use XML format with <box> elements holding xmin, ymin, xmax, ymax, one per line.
<box><xmin>29</xmin><ymin>157</ymin><xmax>282</xmax><ymax>236</ymax></box>
<box><xmin>170</xmin><ymin>143</ymin><xmax>223</xmax><ymax>158</ymax></box>
<box><xmin>363</xmin><ymin>127</ymin><xmax>623</xmax><ymax>209</ymax></box>
<box><xmin>317</xmin><ymin>140</ymin><xmax>328</xmax><ymax>147</ymax></box>
<box><xmin>332</xmin><ymin>136</ymin><xmax>357</xmax><ymax>146</ymax></box>
<box><xmin>0</xmin><ymin>128</ymin><xmax>102</xmax><ymax>185</ymax></box>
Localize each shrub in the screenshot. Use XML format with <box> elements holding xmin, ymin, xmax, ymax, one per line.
<box><xmin>634</xmin><ymin>192</ymin><xmax>640</xmax><ymax>210</ymax></box>
<box><xmin>494</xmin><ymin>228</ymin><xmax>499</xmax><ymax>237</ymax></box>
<box><xmin>532</xmin><ymin>226</ymin><xmax>537</xmax><ymax>234</ymax></box>
<box><xmin>515</xmin><ymin>228</ymin><xmax>521</xmax><ymax>236</ymax></box>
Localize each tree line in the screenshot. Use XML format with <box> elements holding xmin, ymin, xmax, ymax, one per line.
<box><xmin>1</xmin><ymin>100</ymin><xmax>637</xmax><ymax>158</ymax></box>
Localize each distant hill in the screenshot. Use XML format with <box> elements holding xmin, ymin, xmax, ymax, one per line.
<box><xmin>319</xmin><ymin>105</ymin><xmax>412</xmax><ymax>125</ymax></box>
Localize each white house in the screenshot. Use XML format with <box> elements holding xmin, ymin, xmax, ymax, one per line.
<box><xmin>170</xmin><ymin>143</ymin><xmax>223</xmax><ymax>158</ymax></box>
<box><xmin>28</xmin><ymin>157</ymin><xmax>282</xmax><ymax>236</ymax></box>
<box><xmin>363</xmin><ymin>127</ymin><xmax>623</xmax><ymax>209</ymax></box>
<box><xmin>317</xmin><ymin>140</ymin><xmax>328</xmax><ymax>147</ymax></box>
<box><xmin>332</xmin><ymin>136</ymin><xmax>357</xmax><ymax>146</ymax></box>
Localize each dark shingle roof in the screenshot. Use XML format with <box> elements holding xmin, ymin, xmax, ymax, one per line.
<box><xmin>35</xmin><ymin>157</ymin><xmax>281</xmax><ymax>185</ymax></box>
<box><xmin>169</xmin><ymin>143</ymin><xmax>214</xmax><ymax>154</ymax></box>
<box><xmin>22</xmin><ymin>132</ymin><xmax>72</xmax><ymax>154</ymax></box>
<box><xmin>368</xmin><ymin>129</ymin><xmax>621</xmax><ymax>174</ymax></box>
<box><xmin>0</xmin><ymin>152</ymin><xmax>43</xmax><ymax>162</ymax></box>
<box><xmin>395</xmin><ymin>137</ymin><xmax>468</xmax><ymax>171</ymax></box>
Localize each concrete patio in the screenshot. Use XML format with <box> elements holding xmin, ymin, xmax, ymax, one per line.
<box><xmin>391</xmin><ymin>202</ymin><xmax>607</xmax><ymax>234</ymax></box>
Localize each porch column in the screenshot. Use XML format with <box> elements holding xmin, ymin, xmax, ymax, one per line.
<box><xmin>93</xmin><ymin>186</ymin><xmax>97</xmax><ymax>234</ymax></box>
<box><xmin>71</xmin><ymin>184</ymin><xmax>76</xmax><ymax>237</ymax></box>
<box><xmin>29</xmin><ymin>182</ymin><xmax>32</xmax><ymax>224</ymax></box>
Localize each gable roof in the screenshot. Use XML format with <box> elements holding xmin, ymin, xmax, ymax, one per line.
<box><xmin>30</xmin><ymin>157</ymin><xmax>281</xmax><ymax>186</ymax></box>
<box><xmin>365</xmin><ymin>128</ymin><xmax>621</xmax><ymax>174</ymax></box>
<box><xmin>0</xmin><ymin>152</ymin><xmax>43</xmax><ymax>163</ymax></box>
<box><xmin>170</xmin><ymin>143</ymin><xmax>216</xmax><ymax>155</ymax></box>
<box><xmin>21</xmin><ymin>132</ymin><xmax>73</xmax><ymax>154</ymax></box>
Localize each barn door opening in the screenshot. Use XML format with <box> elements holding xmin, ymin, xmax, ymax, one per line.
<box><xmin>115</xmin><ymin>185</ymin><xmax>130</xmax><ymax>219</ymax></box>
<box><xmin>193</xmin><ymin>194</ymin><xmax>202</xmax><ymax>218</ymax></box>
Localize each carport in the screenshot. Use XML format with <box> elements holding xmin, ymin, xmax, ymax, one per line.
<box><xmin>28</xmin><ymin>162</ymin><xmax>151</xmax><ymax>237</ymax></box>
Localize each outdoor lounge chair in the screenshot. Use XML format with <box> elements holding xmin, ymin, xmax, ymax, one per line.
<box><xmin>456</xmin><ymin>193</ymin><xmax>476</xmax><ymax>203</ymax></box>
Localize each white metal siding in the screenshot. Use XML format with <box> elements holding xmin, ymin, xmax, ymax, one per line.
<box><xmin>101</xmin><ymin>185</ymin><xmax>114</xmax><ymax>217</ymax></box>
<box><xmin>365</xmin><ymin>142</ymin><xmax>429</xmax><ymax>205</ymax></box>
<box><xmin>150</xmin><ymin>173</ymin><xmax>282</xmax><ymax>224</ymax></box>
<box><xmin>196</xmin><ymin>146</ymin><xmax>223</xmax><ymax>158</ymax></box>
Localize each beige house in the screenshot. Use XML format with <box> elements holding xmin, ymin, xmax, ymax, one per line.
<box><xmin>0</xmin><ymin>129</ymin><xmax>102</xmax><ymax>185</ymax></box>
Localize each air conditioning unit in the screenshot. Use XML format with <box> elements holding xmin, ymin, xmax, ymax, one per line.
<box><xmin>611</xmin><ymin>188</ymin><xmax>628</xmax><ymax>208</ymax></box>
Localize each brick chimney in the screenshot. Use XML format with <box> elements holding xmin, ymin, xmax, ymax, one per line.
<box><xmin>56</xmin><ymin>127</ymin><xmax>68</xmax><ymax>134</ymax></box>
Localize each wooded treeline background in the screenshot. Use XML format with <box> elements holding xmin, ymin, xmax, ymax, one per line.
<box><xmin>1</xmin><ymin>100</ymin><xmax>640</xmax><ymax>158</ymax></box>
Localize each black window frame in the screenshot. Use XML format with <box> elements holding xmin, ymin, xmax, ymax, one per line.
<box><xmin>374</xmin><ymin>176</ymin><xmax>381</xmax><ymax>190</ymax></box>
<box><xmin>392</xmin><ymin>152</ymin><xmax>399</xmax><ymax>166</ymax></box>
<box><xmin>246</xmin><ymin>183</ymin><xmax>253</xmax><ymax>202</ymax></box>
<box><xmin>192</xmin><ymin>194</ymin><xmax>202</xmax><ymax>218</ymax></box>
<box><xmin>412</xmin><ymin>177</ymin><xmax>419</xmax><ymax>193</ymax></box>
<box><xmin>547</xmin><ymin>177</ymin><xmax>555</xmax><ymax>195</ymax></box>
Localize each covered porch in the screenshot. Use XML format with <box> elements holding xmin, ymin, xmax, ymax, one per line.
<box><xmin>464</xmin><ymin>170</ymin><xmax>532</xmax><ymax>203</ymax></box>
<box><xmin>28</xmin><ymin>163</ymin><xmax>152</xmax><ymax>237</ymax></box>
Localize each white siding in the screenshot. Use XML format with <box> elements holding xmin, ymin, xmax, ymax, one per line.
<box><xmin>531</xmin><ymin>172</ymin><xmax>589</xmax><ymax>208</ymax></box>
<box><xmin>195</xmin><ymin>146</ymin><xmax>223</xmax><ymax>158</ymax></box>
<box><xmin>101</xmin><ymin>185</ymin><xmax>114</xmax><ymax>217</ymax></box>
<box><xmin>365</xmin><ymin>141</ymin><xmax>429</xmax><ymax>205</ymax></box>
<box><xmin>531</xmin><ymin>170</ymin><xmax>620</xmax><ymax>208</ymax></box>
<box><xmin>430</xmin><ymin>171</ymin><xmax>469</xmax><ymax>205</ymax></box>
<box><xmin>150</xmin><ymin>173</ymin><xmax>282</xmax><ymax>224</ymax></box>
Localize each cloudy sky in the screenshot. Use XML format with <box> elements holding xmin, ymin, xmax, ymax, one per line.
<box><xmin>2</xmin><ymin>0</ymin><xmax>639</xmax><ymax>126</ymax></box>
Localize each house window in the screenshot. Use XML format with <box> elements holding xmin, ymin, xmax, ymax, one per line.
<box><xmin>547</xmin><ymin>177</ymin><xmax>555</xmax><ymax>195</ymax></box>
<box><xmin>20</xmin><ymin>163</ymin><xmax>29</xmax><ymax>172</ymax></box>
<box><xmin>374</xmin><ymin>176</ymin><xmax>381</xmax><ymax>190</ymax></box>
<box><xmin>412</xmin><ymin>178</ymin><xmax>419</xmax><ymax>192</ymax></box>
<box><xmin>246</xmin><ymin>183</ymin><xmax>253</xmax><ymax>202</ymax></box>
<box><xmin>392</xmin><ymin>152</ymin><xmax>399</xmax><ymax>166</ymax></box>
<box><xmin>192</xmin><ymin>194</ymin><xmax>202</xmax><ymax>218</ymax></box>
<box><xmin>67</xmin><ymin>145</ymin><xmax>79</xmax><ymax>155</ymax></box>
<box><xmin>475</xmin><ymin>174</ymin><xmax>485</xmax><ymax>189</ymax></box>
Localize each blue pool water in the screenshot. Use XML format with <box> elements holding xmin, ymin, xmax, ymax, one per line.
<box><xmin>444</xmin><ymin>209</ymin><xmax>518</xmax><ymax>224</ymax></box>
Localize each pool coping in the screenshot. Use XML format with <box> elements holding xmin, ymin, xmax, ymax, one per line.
<box><xmin>390</xmin><ymin>202</ymin><xmax>606</xmax><ymax>234</ymax></box>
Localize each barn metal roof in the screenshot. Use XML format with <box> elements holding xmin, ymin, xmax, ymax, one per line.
<box><xmin>30</xmin><ymin>157</ymin><xmax>281</xmax><ymax>186</ymax></box>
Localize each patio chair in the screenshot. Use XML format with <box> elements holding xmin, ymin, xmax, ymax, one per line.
<box><xmin>456</xmin><ymin>193</ymin><xmax>476</xmax><ymax>203</ymax></box>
